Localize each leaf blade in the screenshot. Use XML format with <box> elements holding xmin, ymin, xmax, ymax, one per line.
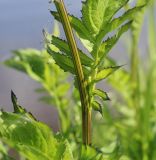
<box><xmin>51</xmin><ymin>36</ymin><xmax>94</xmax><ymax>67</ymax></box>
<box><xmin>95</xmin><ymin>66</ymin><xmax>121</xmax><ymax>82</ymax></box>
<box><xmin>0</xmin><ymin>111</ymin><xmax>73</xmax><ymax>160</ymax></box>
<box><xmin>93</xmin><ymin>89</ymin><xmax>110</xmax><ymax>101</ymax></box>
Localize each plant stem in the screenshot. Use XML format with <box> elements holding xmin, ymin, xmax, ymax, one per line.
<box><xmin>53</xmin><ymin>0</ymin><xmax>91</xmax><ymax>145</ymax></box>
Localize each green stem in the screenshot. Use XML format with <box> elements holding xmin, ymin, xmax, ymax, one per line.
<box><xmin>53</xmin><ymin>0</ymin><xmax>91</xmax><ymax>145</ymax></box>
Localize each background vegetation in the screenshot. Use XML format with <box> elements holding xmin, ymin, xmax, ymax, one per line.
<box><xmin>0</xmin><ymin>0</ymin><xmax>155</xmax><ymax>159</ymax></box>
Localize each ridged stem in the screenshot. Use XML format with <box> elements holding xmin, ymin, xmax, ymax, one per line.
<box><xmin>54</xmin><ymin>0</ymin><xmax>91</xmax><ymax>145</ymax></box>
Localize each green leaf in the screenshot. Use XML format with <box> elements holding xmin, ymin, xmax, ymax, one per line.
<box><xmin>95</xmin><ymin>66</ymin><xmax>121</xmax><ymax>82</ymax></box>
<box><xmin>0</xmin><ymin>111</ymin><xmax>73</xmax><ymax>160</ymax></box>
<box><xmin>51</xmin><ymin>11</ymin><xmax>94</xmax><ymax>52</ymax></box>
<box><xmin>97</xmin><ymin>21</ymin><xmax>132</xmax><ymax>63</ymax></box>
<box><xmin>14</xmin><ymin>50</ymin><xmax>45</xmax><ymax>79</ymax></box>
<box><xmin>51</xmin><ymin>36</ymin><xmax>94</xmax><ymax>67</ymax></box>
<box><xmin>82</xmin><ymin>0</ymin><xmax>106</xmax><ymax>36</ymax></box>
<box><xmin>4</xmin><ymin>56</ymin><xmax>26</xmax><ymax>73</ymax></box>
<box><xmin>11</xmin><ymin>90</ymin><xmax>23</xmax><ymax>114</ymax></box>
<box><xmin>100</xmin><ymin>0</ymin><xmax>129</xmax><ymax>28</ymax></box>
<box><xmin>47</xmin><ymin>46</ymin><xmax>90</xmax><ymax>76</ymax></box>
<box><xmin>51</xmin><ymin>11</ymin><xmax>92</xmax><ymax>42</ymax></box>
<box><xmin>80</xmin><ymin>2</ymin><xmax>144</xmax><ymax>60</ymax></box>
<box><xmin>105</xmin><ymin>21</ymin><xmax>131</xmax><ymax>53</ymax></box>
<box><xmin>80</xmin><ymin>145</ymin><xmax>103</xmax><ymax>160</ymax></box>
<box><xmin>4</xmin><ymin>49</ymin><xmax>47</xmax><ymax>82</ymax></box>
<box><xmin>47</xmin><ymin>46</ymin><xmax>75</xmax><ymax>74</ymax></box>
<box><xmin>97</xmin><ymin>5</ymin><xmax>145</xmax><ymax>42</ymax></box>
<box><xmin>81</xmin><ymin>0</ymin><xmax>128</xmax><ymax>37</ymax></box>
<box><xmin>93</xmin><ymin>89</ymin><xmax>110</xmax><ymax>101</ymax></box>
<box><xmin>110</xmin><ymin>5</ymin><xmax>145</xmax><ymax>31</ymax></box>
<box><xmin>92</xmin><ymin>101</ymin><xmax>102</xmax><ymax>114</ymax></box>
<box><xmin>11</xmin><ymin>91</ymin><xmax>37</xmax><ymax>121</ymax></box>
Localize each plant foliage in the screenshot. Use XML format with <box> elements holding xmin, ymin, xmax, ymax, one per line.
<box><xmin>0</xmin><ymin>92</ymin><xmax>73</xmax><ymax>160</ymax></box>
<box><xmin>49</xmin><ymin>0</ymin><xmax>143</xmax><ymax>115</ymax></box>
<box><xmin>1</xmin><ymin>0</ymin><xmax>153</xmax><ymax>159</ymax></box>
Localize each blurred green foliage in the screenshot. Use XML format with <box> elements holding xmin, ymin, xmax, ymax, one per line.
<box><xmin>95</xmin><ymin>1</ymin><xmax>156</xmax><ymax>160</ymax></box>
<box><xmin>0</xmin><ymin>0</ymin><xmax>155</xmax><ymax>159</ymax></box>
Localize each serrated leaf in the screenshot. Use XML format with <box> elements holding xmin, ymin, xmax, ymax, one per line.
<box><xmin>95</xmin><ymin>66</ymin><xmax>121</xmax><ymax>82</ymax></box>
<box><xmin>105</xmin><ymin>21</ymin><xmax>131</xmax><ymax>54</ymax></box>
<box><xmin>93</xmin><ymin>89</ymin><xmax>110</xmax><ymax>101</ymax></box>
<box><xmin>0</xmin><ymin>111</ymin><xmax>73</xmax><ymax>160</ymax></box>
<box><xmin>51</xmin><ymin>11</ymin><xmax>94</xmax><ymax>52</ymax></box>
<box><xmin>47</xmin><ymin>46</ymin><xmax>75</xmax><ymax>74</ymax></box>
<box><xmin>110</xmin><ymin>5</ymin><xmax>145</xmax><ymax>31</ymax></box>
<box><xmin>97</xmin><ymin>5</ymin><xmax>145</xmax><ymax>42</ymax></box>
<box><xmin>100</xmin><ymin>0</ymin><xmax>129</xmax><ymax>28</ymax></box>
<box><xmin>82</xmin><ymin>0</ymin><xmax>107</xmax><ymax>36</ymax></box>
<box><xmin>97</xmin><ymin>21</ymin><xmax>132</xmax><ymax>63</ymax></box>
<box><xmin>51</xmin><ymin>11</ymin><xmax>92</xmax><ymax>42</ymax></box>
<box><xmin>11</xmin><ymin>91</ymin><xmax>37</xmax><ymax>121</ymax></box>
<box><xmin>81</xmin><ymin>0</ymin><xmax>128</xmax><ymax>37</ymax></box>
<box><xmin>51</xmin><ymin>36</ymin><xmax>94</xmax><ymax>67</ymax></box>
<box><xmin>80</xmin><ymin>2</ymin><xmax>144</xmax><ymax>60</ymax></box>
<box><xmin>47</xmin><ymin>46</ymin><xmax>90</xmax><ymax>76</ymax></box>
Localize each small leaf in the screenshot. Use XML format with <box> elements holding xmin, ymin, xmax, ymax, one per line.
<box><xmin>95</xmin><ymin>66</ymin><xmax>121</xmax><ymax>82</ymax></box>
<box><xmin>47</xmin><ymin>46</ymin><xmax>90</xmax><ymax>76</ymax></box>
<box><xmin>51</xmin><ymin>11</ymin><xmax>92</xmax><ymax>42</ymax></box>
<box><xmin>97</xmin><ymin>21</ymin><xmax>132</xmax><ymax>62</ymax></box>
<box><xmin>109</xmin><ymin>5</ymin><xmax>145</xmax><ymax>31</ymax></box>
<box><xmin>51</xmin><ymin>11</ymin><xmax>95</xmax><ymax>52</ymax></box>
<box><xmin>92</xmin><ymin>101</ymin><xmax>102</xmax><ymax>114</ymax></box>
<box><xmin>11</xmin><ymin>91</ymin><xmax>37</xmax><ymax>121</ymax></box>
<box><xmin>105</xmin><ymin>21</ymin><xmax>131</xmax><ymax>52</ymax></box>
<box><xmin>97</xmin><ymin>5</ymin><xmax>145</xmax><ymax>42</ymax></box>
<box><xmin>47</xmin><ymin>46</ymin><xmax>75</xmax><ymax>74</ymax></box>
<box><xmin>51</xmin><ymin>36</ymin><xmax>94</xmax><ymax>67</ymax></box>
<box><xmin>11</xmin><ymin>90</ymin><xmax>23</xmax><ymax>114</ymax></box>
<box><xmin>93</xmin><ymin>89</ymin><xmax>110</xmax><ymax>101</ymax></box>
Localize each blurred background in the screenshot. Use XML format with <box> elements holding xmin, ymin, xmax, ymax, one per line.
<box><xmin>0</xmin><ymin>0</ymin><xmax>83</xmax><ymax>131</ymax></box>
<box><xmin>0</xmin><ymin>0</ymin><xmax>153</xmax><ymax>131</ymax></box>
